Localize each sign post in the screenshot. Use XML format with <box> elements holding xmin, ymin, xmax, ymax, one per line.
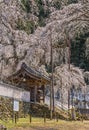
<box><xmin>13</xmin><ymin>100</ymin><xmax>19</xmax><ymax>112</ymax></box>
<box><xmin>13</xmin><ymin>100</ymin><xmax>19</xmax><ymax>124</ymax></box>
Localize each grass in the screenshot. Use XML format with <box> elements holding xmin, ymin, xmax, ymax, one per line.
<box><xmin>0</xmin><ymin>116</ymin><xmax>89</xmax><ymax>130</ymax></box>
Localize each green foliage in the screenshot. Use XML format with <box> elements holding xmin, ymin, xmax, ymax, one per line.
<box><xmin>53</xmin><ymin>1</ymin><xmax>61</xmax><ymax>10</ymax></box>
<box><xmin>35</xmin><ymin>0</ymin><xmax>50</xmax><ymax>27</ymax></box>
<box><xmin>21</xmin><ymin>0</ymin><xmax>50</xmax><ymax>27</ymax></box>
<box><xmin>39</xmin><ymin>17</ymin><xmax>46</xmax><ymax>27</ymax></box>
<box><xmin>45</xmin><ymin>64</ymin><xmax>51</xmax><ymax>73</ymax></box>
<box><xmin>36</xmin><ymin>0</ymin><xmax>43</xmax><ymax>5</ymax></box>
<box><xmin>71</xmin><ymin>31</ymin><xmax>89</xmax><ymax>71</ymax></box>
<box><xmin>67</xmin><ymin>0</ymin><xmax>78</xmax><ymax>4</ymax></box>
<box><xmin>16</xmin><ymin>19</ymin><xmax>34</xmax><ymax>34</ymax></box>
<box><xmin>21</xmin><ymin>0</ymin><xmax>31</xmax><ymax>13</ymax></box>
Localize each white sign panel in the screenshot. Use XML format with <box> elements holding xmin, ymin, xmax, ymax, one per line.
<box><xmin>0</xmin><ymin>82</ymin><xmax>30</xmax><ymax>102</ymax></box>
<box><xmin>13</xmin><ymin>100</ymin><xmax>19</xmax><ymax>111</ymax></box>
<box><xmin>22</xmin><ymin>91</ymin><xmax>30</xmax><ymax>102</ymax></box>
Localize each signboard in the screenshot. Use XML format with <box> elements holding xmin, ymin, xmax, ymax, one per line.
<box><xmin>0</xmin><ymin>82</ymin><xmax>30</xmax><ymax>102</ymax></box>
<box><xmin>13</xmin><ymin>100</ymin><xmax>19</xmax><ymax>112</ymax></box>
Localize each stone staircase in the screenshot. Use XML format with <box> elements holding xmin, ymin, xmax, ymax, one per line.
<box><xmin>45</xmin><ymin>96</ymin><xmax>70</xmax><ymax>119</ymax></box>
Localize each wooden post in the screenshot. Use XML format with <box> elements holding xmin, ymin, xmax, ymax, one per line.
<box><xmin>44</xmin><ymin>113</ymin><xmax>46</xmax><ymax>123</ymax></box>
<box><xmin>68</xmin><ymin>89</ymin><xmax>70</xmax><ymax>119</ymax></box>
<box><xmin>15</xmin><ymin>113</ymin><xmax>17</xmax><ymax>124</ymax></box>
<box><xmin>34</xmin><ymin>86</ymin><xmax>37</xmax><ymax>103</ymax></box>
<box><xmin>43</xmin><ymin>85</ymin><xmax>45</xmax><ymax>103</ymax></box>
<box><xmin>71</xmin><ymin>87</ymin><xmax>74</xmax><ymax>120</ymax></box>
<box><xmin>29</xmin><ymin>93</ymin><xmax>31</xmax><ymax>123</ymax></box>
<box><xmin>29</xmin><ymin>114</ymin><xmax>32</xmax><ymax>123</ymax></box>
<box><xmin>23</xmin><ymin>102</ymin><xmax>26</xmax><ymax>118</ymax></box>
<box><xmin>56</xmin><ymin>113</ymin><xmax>58</xmax><ymax>122</ymax></box>
<box><xmin>50</xmin><ymin>82</ymin><xmax>53</xmax><ymax>120</ymax></box>
<box><xmin>68</xmin><ymin>90</ymin><xmax>70</xmax><ymax>109</ymax></box>
<box><xmin>12</xmin><ymin>99</ymin><xmax>14</xmax><ymax>123</ymax></box>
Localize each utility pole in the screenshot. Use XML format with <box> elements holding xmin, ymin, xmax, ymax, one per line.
<box><xmin>71</xmin><ymin>86</ymin><xmax>74</xmax><ymax>120</ymax></box>
<box><xmin>50</xmin><ymin>27</ymin><xmax>54</xmax><ymax>119</ymax></box>
<box><xmin>51</xmin><ymin>32</ymin><xmax>55</xmax><ymax>113</ymax></box>
<box><xmin>67</xmin><ymin>35</ymin><xmax>71</xmax><ymax>70</ymax></box>
<box><xmin>0</xmin><ymin>44</ymin><xmax>4</xmax><ymax>82</ymax></box>
<box><xmin>67</xmin><ymin>35</ymin><xmax>76</xmax><ymax>120</ymax></box>
<box><xmin>50</xmin><ymin>80</ymin><xmax>52</xmax><ymax>120</ymax></box>
<box><xmin>64</xmin><ymin>30</ymin><xmax>71</xmax><ymax>70</ymax></box>
<box><xmin>64</xmin><ymin>31</ymin><xmax>71</xmax><ymax>112</ymax></box>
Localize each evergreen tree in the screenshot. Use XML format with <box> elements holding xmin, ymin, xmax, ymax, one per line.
<box><xmin>71</xmin><ymin>32</ymin><xmax>89</xmax><ymax>71</ymax></box>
